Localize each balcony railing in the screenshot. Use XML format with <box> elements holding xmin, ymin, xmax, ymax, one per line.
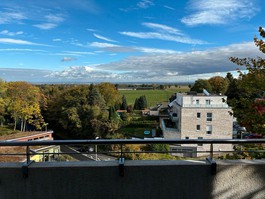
<box><xmin>182</xmin><ymin>104</ymin><xmax>229</xmax><ymax>108</ymax></box>
<box><xmin>0</xmin><ymin>139</ymin><xmax>264</xmax><ymax>163</ymax></box>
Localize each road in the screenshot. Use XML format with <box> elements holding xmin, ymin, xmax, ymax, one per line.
<box><xmin>60</xmin><ymin>145</ymin><xmax>116</xmax><ymax>161</ymax></box>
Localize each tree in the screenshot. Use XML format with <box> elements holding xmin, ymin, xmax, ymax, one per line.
<box><xmin>88</xmin><ymin>84</ymin><xmax>106</xmax><ymax>109</ymax></box>
<box><xmin>120</xmin><ymin>95</ymin><xmax>128</xmax><ymax>110</ymax></box>
<box><xmin>208</xmin><ymin>76</ymin><xmax>229</xmax><ymax>94</ymax></box>
<box><xmin>190</xmin><ymin>79</ymin><xmax>212</xmax><ymax>93</ymax></box>
<box><xmin>229</xmin><ymin>27</ymin><xmax>265</xmax><ymax>134</ymax></box>
<box><xmin>0</xmin><ymin>79</ymin><xmax>7</xmax><ymax>126</ymax></box>
<box><xmin>134</xmin><ymin>95</ymin><xmax>147</xmax><ymax>110</ymax></box>
<box><xmin>97</xmin><ymin>83</ymin><xmax>121</xmax><ymax>107</ymax></box>
<box><xmin>6</xmin><ymin>82</ymin><xmax>45</xmax><ymax>131</ymax></box>
<box><xmin>225</xmin><ymin>73</ymin><xmax>243</xmax><ymax>100</ymax></box>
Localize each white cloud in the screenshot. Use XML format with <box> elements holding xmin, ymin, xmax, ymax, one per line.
<box><xmin>87</xmin><ymin>28</ymin><xmax>96</xmax><ymax>32</ymax></box>
<box><xmin>120</xmin><ymin>31</ymin><xmax>205</xmax><ymax>45</ymax></box>
<box><xmin>45</xmin><ymin>14</ymin><xmax>64</xmax><ymax>23</ymax></box>
<box><xmin>137</xmin><ymin>0</ymin><xmax>154</xmax><ymax>8</ymax></box>
<box><xmin>0</xmin><ymin>48</ymin><xmax>46</xmax><ymax>52</ymax></box>
<box><xmin>0</xmin><ymin>30</ymin><xmax>23</xmax><ymax>36</ymax></box>
<box><xmin>53</xmin><ymin>38</ymin><xmax>62</xmax><ymax>42</ymax></box>
<box><xmin>181</xmin><ymin>0</ymin><xmax>259</xmax><ymax>26</ymax></box>
<box><xmin>33</xmin><ymin>23</ymin><xmax>58</xmax><ymax>30</ymax></box>
<box><xmin>90</xmin><ymin>41</ymin><xmax>179</xmax><ymax>54</ymax></box>
<box><xmin>34</xmin><ymin>14</ymin><xmax>65</xmax><ymax>30</ymax></box>
<box><xmin>61</xmin><ymin>57</ymin><xmax>77</xmax><ymax>62</ymax></box>
<box><xmin>0</xmin><ymin>10</ymin><xmax>27</xmax><ymax>24</ymax></box>
<box><xmin>163</xmin><ymin>5</ymin><xmax>175</xmax><ymax>10</ymax></box>
<box><xmin>90</xmin><ymin>42</ymin><xmax>120</xmax><ymax>48</ymax></box>
<box><xmin>0</xmin><ymin>38</ymin><xmax>48</xmax><ymax>46</ymax></box>
<box><xmin>93</xmin><ymin>33</ymin><xmax>117</xmax><ymax>43</ymax></box>
<box><xmin>120</xmin><ymin>22</ymin><xmax>206</xmax><ymax>44</ymax></box>
<box><xmin>135</xmin><ymin>47</ymin><xmax>179</xmax><ymax>54</ymax></box>
<box><xmin>0</xmin><ymin>68</ymin><xmax>52</xmax><ymax>82</ymax></box>
<box><xmin>47</xmin><ymin>42</ymin><xmax>263</xmax><ymax>82</ymax></box>
<box><xmin>46</xmin><ymin>66</ymin><xmax>119</xmax><ymax>81</ymax></box>
<box><xmin>63</xmin><ymin>51</ymin><xmax>95</xmax><ymax>55</ymax></box>
<box><xmin>142</xmin><ymin>22</ymin><xmax>184</xmax><ymax>35</ymax></box>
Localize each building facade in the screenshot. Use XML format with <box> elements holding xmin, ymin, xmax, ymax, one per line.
<box><xmin>167</xmin><ymin>92</ymin><xmax>233</xmax><ymax>157</ymax></box>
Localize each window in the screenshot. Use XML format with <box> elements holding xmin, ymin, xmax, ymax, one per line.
<box><xmin>206</xmin><ymin>99</ymin><xmax>211</xmax><ymax>105</ymax></box>
<box><xmin>206</xmin><ymin>125</ymin><xmax>212</xmax><ymax>134</ymax></box>
<box><xmin>207</xmin><ymin>113</ymin><xmax>212</xmax><ymax>121</ymax></box>
<box><xmin>185</xmin><ymin>137</ymin><xmax>189</xmax><ymax>139</ymax></box>
<box><xmin>197</xmin><ymin>112</ymin><xmax>201</xmax><ymax>118</ymax></box>
<box><xmin>196</xmin><ymin>99</ymin><xmax>199</xmax><ymax>105</ymax></box>
<box><xmin>196</xmin><ymin>125</ymin><xmax>200</xmax><ymax>131</ymax></box>
<box><xmin>198</xmin><ymin>137</ymin><xmax>203</xmax><ymax>146</ymax></box>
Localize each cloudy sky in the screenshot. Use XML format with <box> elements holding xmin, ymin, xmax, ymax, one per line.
<box><xmin>0</xmin><ymin>0</ymin><xmax>264</xmax><ymax>83</ymax></box>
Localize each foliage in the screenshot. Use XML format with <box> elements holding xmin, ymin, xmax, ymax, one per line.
<box><xmin>42</xmin><ymin>84</ymin><xmax>120</xmax><ymax>138</ymax></box>
<box><xmin>229</xmin><ymin>27</ymin><xmax>265</xmax><ymax>135</ymax></box>
<box><xmin>218</xmin><ymin>144</ymin><xmax>265</xmax><ymax>160</ymax></box>
<box><xmin>208</xmin><ymin>76</ymin><xmax>229</xmax><ymax>94</ymax></box>
<box><xmin>88</xmin><ymin>84</ymin><xmax>106</xmax><ymax>109</ymax></box>
<box><xmin>190</xmin><ymin>79</ymin><xmax>212</xmax><ymax>93</ymax></box>
<box><xmin>134</xmin><ymin>95</ymin><xmax>147</xmax><ymax>110</ymax></box>
<box><xmin>120</xmin><ymin>95</ymin><xmax>128</xmax><ymax>110</ymax></box>
<box><xmin>6</xmin><ymin>82</ymin><xmax>45</xmax><ymax>131</ymax></box>
<box><xmin>97</xmin><ymin>83</ymin><xmax>121</xmax><ymax>107</ymax></box>
<box><xmin>144</xmin><ymin>144</ymin><xmax>170</xmax><ymax>152</ymax></box>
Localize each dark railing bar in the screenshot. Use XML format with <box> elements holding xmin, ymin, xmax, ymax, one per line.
<box><xmin>1</xmin><ymin>150</ymin><xmax>264</xmax><ymax>157</ymax></box>
<box><xmin>0</xmin><ymin>139</ymin><xmax>265</xmax><ymax>147</ymax></box>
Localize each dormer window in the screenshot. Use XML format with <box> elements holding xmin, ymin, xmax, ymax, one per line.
<box><xmin>206</xmin><ymin>100</ymin><xmax>211</xmax><ymax>105</ymax></box>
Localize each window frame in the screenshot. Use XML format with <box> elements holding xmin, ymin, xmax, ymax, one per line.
<box><xmin>206</xmin><ymin>112</ymin><xmax>212</xmax><ymax>121</ymax></box>
<box><xmin>206</xmin><ymin>125</ymin><xmax>212</xmax><ymax>134</ymax></box>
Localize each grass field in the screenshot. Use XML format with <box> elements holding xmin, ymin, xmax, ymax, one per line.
<box><xmin>119</xmin><ymin>86</ymin><xmax>189</xmax><ymax>107</ymax></box>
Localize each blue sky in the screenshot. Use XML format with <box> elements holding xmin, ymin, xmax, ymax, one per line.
<box><xmin>0</xmin><ymin>0</ymin><xmax>264</xmax><ymax>83</ymax></box>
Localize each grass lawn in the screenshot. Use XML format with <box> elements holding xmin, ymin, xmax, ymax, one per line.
<box><xmin>119</xmin><ymin>86</ymin><xmax>190</xmax><ymax>107</ymax></box>
<box><xmin>119</xmin><ymin>126</ymin><xmax>154</xmax><ymax>138</ymax></box>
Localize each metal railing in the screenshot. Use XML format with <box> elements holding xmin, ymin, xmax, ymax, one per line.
<box><xmin>1</xmin><ymin>138</ymin><xmax>265</xmax><ymax>161</ymax></box>
<box><xmin>1</xmin><ymin>138</ymin><xmax>264</xmax><ymax>177</ymax></box>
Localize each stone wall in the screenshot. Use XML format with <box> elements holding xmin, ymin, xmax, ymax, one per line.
<box><xmin>0</xmin><ymin>160</ymin><xmax>264</xmax><ymax>199</ymax></box>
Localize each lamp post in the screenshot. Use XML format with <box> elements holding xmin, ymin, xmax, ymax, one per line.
<box><xmin>95</xmin><ymin>137</ymin><xmax>99</xmax><ymax>161</ymax></box>
<box><xmin>45</xmin><ymin>123</ymin><xmax>49</xmax><ymax>132</ymax></box>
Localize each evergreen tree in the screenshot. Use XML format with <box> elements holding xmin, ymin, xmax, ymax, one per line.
<box><xmin>88</xmin><ymin>84</ymin><xmax>106</xmax><ymax>109</ymax></box>
<box><xmin>134</xmin><ymin>98</ymin><xmax>139</xmax><ymax>110</ymax></box>
<box><xmin>120</xmin><ymin>95</ymin><xmax>128</xmax><ymax>110</ymax></box>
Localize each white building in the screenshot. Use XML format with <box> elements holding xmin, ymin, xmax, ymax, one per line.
<box><xmin>164</xmin><ymin>91</ymin><xmax>233</xmax><ymax>157</ymax></box>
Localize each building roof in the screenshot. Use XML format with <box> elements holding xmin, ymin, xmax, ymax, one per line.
<box><xmin>0</xmin><ymin>131</ymin><xmax>53</xmax><ymax>141</ymax></box>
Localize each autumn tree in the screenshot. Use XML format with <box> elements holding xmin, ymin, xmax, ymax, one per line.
<box><xmin>208</xmin><ymin>76</ymin><xmax>229</xmax><ymax>94</ymax></box>
<box><xmin>6</xmin><ymin>82</ymin><xmax>45</xmax><ymax>131</ymax></box>
<box><xmin>96</xmin><ymin>83</ymin><xmax>121</xmax><ymax>107</ymax></box>
<box><xmin>229</xmin><ymin>27</ymin><xmax>265</xmax><ymax>134</ymax></box>
<box><xmin>0</xmin><ymin>79</ymin><xmax>7</xmax><ymax>126</ymax></box>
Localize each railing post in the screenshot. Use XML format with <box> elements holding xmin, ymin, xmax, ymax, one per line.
<box><xmin>26</xmin><ymin>146</ymin><xmax>30</xmax><ymax>163</ymax></box>
<box><xmin>22</xmin><ymin>145</ymin><xmax>34</xmax><ymax>178</ymax></box>
<box><xmin>206</xmin><ymin>143</ymin><xmax>216</xmax><ymax>175</ymax></box>
<box><xmin>119</xmin><ymin>144</ymin><xmax>125</xmax><ymax>177</ymax></box>
<box><xmin>210</xmin><ymin>143</ymin><xmax>213</xmax><ymax>160</ymax></box>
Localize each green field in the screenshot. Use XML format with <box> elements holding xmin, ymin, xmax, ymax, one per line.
<box><xmin>119</xmin><ymin>86</ymin><xmax>189</xmax><ymax>107</ymax></box>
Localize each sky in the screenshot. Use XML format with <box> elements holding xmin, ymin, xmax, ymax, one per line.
<box><xmin>0</xmin><ymin>0</ymin><xmax>265</xmax><ymax>83</ymax></box>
